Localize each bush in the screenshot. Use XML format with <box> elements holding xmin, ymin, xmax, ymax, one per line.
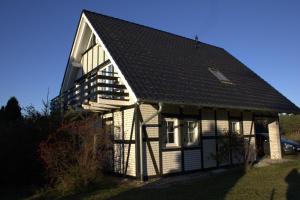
<box><xmin>0</xmin><ymin>98</ymin><xmax>56</xmax><ymax>186</ymax></box>
<box><xmin>280</xmin><ymin>114</ymin><xmax>300</xmax><ymax>135</ymax></box>
<box><xmin>211</xmin><ymin>133</ymin><xmax>245</xmax><ymax>165</ymax></box>
<box><xmin>39</xmin><ymin>116</ymin><xmax>112</xmax><ymax>194</ymax></box>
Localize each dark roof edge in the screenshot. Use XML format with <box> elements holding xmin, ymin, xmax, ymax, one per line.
<box><xmin>82</xmin><ymin>9</ymin><xmax>223</xmax><ymax>51</ymax></box>
<box><xmin>138</xmin><ymin>98</ymin><xmax>300</xmax><ymax>114</ymax></box>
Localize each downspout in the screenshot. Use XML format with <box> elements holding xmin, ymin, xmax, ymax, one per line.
<box><xmin>138</xmin><ymin>101</ymin><xmax>163</xmax><ymax>181</ymax></box>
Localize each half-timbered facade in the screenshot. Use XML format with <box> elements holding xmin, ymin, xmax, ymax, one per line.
<box><xmin>52</xmin><ymin>10</ymin><xmax>300</xmax><ymax>180</ymax></box>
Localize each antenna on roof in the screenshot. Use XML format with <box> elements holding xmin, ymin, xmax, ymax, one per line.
<box><xmin>195</xmin><ymin>35</ymin><xmax>199</xmax><ymax>48</ymax></box>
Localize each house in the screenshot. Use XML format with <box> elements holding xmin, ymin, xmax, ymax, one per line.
<box><xmin>52</xmin><ymin>10</ymin><xmax>300</xmax><ymax>180</ymax></box>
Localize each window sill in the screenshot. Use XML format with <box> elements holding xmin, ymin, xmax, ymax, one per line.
<box><xmin>165</xmin><ymin>143</ymin><xmax>180</xmax><ymax>148</ymax></box>
<box><xmin>162</xmin><ymin>145</ymin><xmax>181</xmax><ymax>151</ymax></box>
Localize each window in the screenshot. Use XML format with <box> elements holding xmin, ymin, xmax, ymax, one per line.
<box><xmin>184</xmin><ymin>121</ymin><xmax>199</xmax><ymax>146</ymax></box>
<box><xmin>208</xmin><ymin>67</ymin><xmax>232</xmax><ymax>84</ymax></box>
<box><xmin>230</xmin><ymin>120</ymin><xmax>241</xmax><ymax>135</ymax></box>
<box><xmin>164</xmin><ymin>118</ymin><xmax>179</xmax><ymax>147</ymax></box>
<box><xmin>166</xmin><ymin>121</ymin><xmax>175</xmax><ymax>144</ymax></box>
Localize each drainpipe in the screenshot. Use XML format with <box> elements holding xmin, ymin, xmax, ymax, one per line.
<box><xmin>138</xmin><ymin>101</ymin><xmax>163</xmax><ymax>181</ymax></box>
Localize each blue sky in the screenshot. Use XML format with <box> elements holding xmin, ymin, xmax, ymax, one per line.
<box><xmin>0</xmin><ymin>0</ymin><xmax>299</xmax><ymax>110</ymax></box>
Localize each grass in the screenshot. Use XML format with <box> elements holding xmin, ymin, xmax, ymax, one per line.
<box><xmin>11</xmin><ymin>154</ymin><xmax>298</xmax><ymax>200</ymax></box>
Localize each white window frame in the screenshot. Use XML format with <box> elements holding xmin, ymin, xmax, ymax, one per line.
<box><xmin>164</xmin><ymin>118</ymin><xmax>180</xmax><ymax>148</ymax></box>
<box><xmin>184</xmin><ymin>120</ymin><xmax>199</xmax><ymax>146</ymax></box>
<box><xmin>230</xmin><ymin>119</ymin><xmax>241</xmax><ymax>135</ymax></box>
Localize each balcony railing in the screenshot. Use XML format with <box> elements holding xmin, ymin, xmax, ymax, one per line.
<box><xmin>51</xmin><ymin>60</ymin><xmax>129</xmax><ymax>112</ymax></box>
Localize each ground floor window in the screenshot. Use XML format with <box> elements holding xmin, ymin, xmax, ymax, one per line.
<box><xmin>162</xmin><ymin>118</ymin><xmax>200</xmax><ymax>148</ymax></box>
<box><xmin>163</xmin><ymin>118</ymin><xmax>179</xmax><ymax>148</ymax></box>
<box><xmin>166</xmin><ymin>121</ymin><xmax>175</xmax><ymax>143</ymax></box>
<box><xmin>230</xmin><ymin>119</ymin><xmax>241</xmax><ymax>135</ymax></box>
<box><xmin>184</xmin><ymin>120</ymin><xmax>199</xmax><ymax>146</ymax></box>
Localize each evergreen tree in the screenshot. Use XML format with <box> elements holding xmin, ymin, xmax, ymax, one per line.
<box><xmin>4</xmin><ymin>97</ymin><xmax>22</xmax><ymax>121</ymax></box>
<box><xmin>0</xmin><ymin>106</ymin><xmax>4</xmax><ymax>122</ymax></box>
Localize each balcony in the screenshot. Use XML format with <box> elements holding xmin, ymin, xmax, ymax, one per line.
<box><xmin>51</xmin><ymin>60</ymin><xmax>130</xmax><ymax>112</ymax></box>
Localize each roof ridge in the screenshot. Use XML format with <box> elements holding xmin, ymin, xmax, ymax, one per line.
<box><xmin>82</xmin><ymin>9</ymin><xmax>221</xmax><ymax>49</ymax></box>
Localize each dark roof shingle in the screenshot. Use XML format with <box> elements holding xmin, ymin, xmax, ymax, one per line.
<box><xmin>84</xmin><ymin>10</ymin><xmax>300</xmax><ymax>113</ymax></box>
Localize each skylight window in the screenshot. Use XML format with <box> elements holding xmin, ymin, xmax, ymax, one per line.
<box><xmin>208</xmin><ymin>67</ymin><xmax>232</xmax><ymax>84</ymax></box>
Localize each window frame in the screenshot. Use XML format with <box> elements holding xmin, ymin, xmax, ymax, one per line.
<box><xmin>183</xmin><ymin>119</ymin><xmax>200</xmax><ymax>147</ymax></box>
<box><xmin>208</xmin><ymin>67</ymin><xmax>233</xmax><ymax>84</ymax></box>
<box><xmin>229</xmin><ymin>118</ymin><xmax>242</xmax><ymax>135</ymax></box>
<box><xmin>163</xmin><ymin>118</ymin><xmax>180</xmax><ymax>148</ymax></box>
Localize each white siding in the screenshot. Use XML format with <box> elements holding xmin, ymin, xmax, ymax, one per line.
<box><xmin>98</xmin><ymin>45</ymin><xmax>104</xmax><ymax>64</ymax></box>
<box><xmin>80</xmin><ymin>44</ymin><xmax>107</xmax><ymax>74</ymax></box>
<box><xmin>144</xmin><ymin>141</ymin><xmax>160</xmax><ymax>176</ymax></box>
<box><xmin>109</xmin><ymin>107</ymin><xmax>258</xmax><ymax>177</ymax></box>
<box><xmin>92</xmin><ymin>45</ymin><xmax>98</xmax><ymax>68</ymax></box>
<box><xmin>114</xmin><ymin>143</ymin><xmax>123</xmax><ymax>174</ymax></box>
<box><xmin>82</xmin><ymin>53</ymin><xmax>87</xmax><ymax>74</ymax></box>
<box><xmin>124</xmin><ymin>144</ymin><xmax>136</xmax><ymax>176</ymax></box>
<box><xmin>203</xmin><ymin>139</ymin><xmax>217</xmax><ymax>168</ymax></box>
<box><xmin>111</xmin><ymin>108</ymin><xmax>136</xmax><ymax>176</ymax></box>
<box><xmin>218</xmin><ymin>137</ymin><xmax>231</xmax><ymax>166</ymax></box>
<box><xmin>184</xmin><ymin>150</ymin><xmax>201</xmax><ymax>171</ymax></box>
<box><xmin>87</xmin><ymin>50</ymin><xmax>93</xmax><ymax>72</ymax></box>
<box><xmin>162</xmin><ymin>151</ymin><xmax>181</xmax><ymax>174</ymax></box>
<box><xmin>124</xmin><ymin>108</ymin><xmax>135</xmax><ymax>140</ymax></box>
<box><xmin>113</xmin><ymin>143</ymin><xmax>136</xmax><ymax>176</ymax></box>
<box><xmin>113</xmin><ymin>111</ymin><xmax>122</xmax><ymax>140</ymax></box>
<box><xmin>140</xmin><ymin>104</ymin><xmax>160</xmax><ymax>176</ymax></box>
<box><xmin>243</xmin><ymin>111</ymin><xmax>256</xmax><ymax>162</ymax></box>
<box><xmin>217</xmin><ymin>110</ymin><xmax>229</xmax><ymax>135</ymax></box>
<box><xmin>202</xmin><ymin>109</ymin><xmax>215</xmax><ymax>136</ymax></box>
<box><xmin>140</xmin><ymin>104</ymin><xmax>158</xmax><ymax>127</ymax></box>
<box><xmin>243</xmin><ymin>112</ymin><xmax>255</xmax><ymax>136</ymax></box>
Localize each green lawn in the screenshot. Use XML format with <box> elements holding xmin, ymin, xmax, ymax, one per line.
<box><xmin>4</xmin><ymin>154</ymin><xmax>300</xmax><ymax>200</ymax></box>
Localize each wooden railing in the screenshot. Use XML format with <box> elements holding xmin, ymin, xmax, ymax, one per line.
<box><xmin>51</xmin><ymin>61</ymin><xmax>129</xmax><ymax>112</ymax></box>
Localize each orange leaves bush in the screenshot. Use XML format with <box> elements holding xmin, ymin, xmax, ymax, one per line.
<box><xmin>39</xmin><ymin>116</ymin><xmax>112</xmax><ymax>193</ymax></box>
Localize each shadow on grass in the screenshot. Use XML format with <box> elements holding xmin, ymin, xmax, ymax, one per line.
<box><xmin>285</xmin><ymin>168</ymin><xmax>300</xmax><ymax>200</ymax></box>
<box><xmin>52</xmin><ymin>177</ymin><xmax>123</xmax><ymax>200</ymax></box>
<box><xmin>109</xmin><ymin>167</ymin><xmax>246</xmax><ymax>200</ymax></box>
<box><xmin>0</xmin><ymin>185</ymin><xmax>36</xmax><ymax>200</ymax></box>
<box><xmin>25</xmin><ymin>176</ymin><xmax>126</xmax><ymax>200</ymax></box>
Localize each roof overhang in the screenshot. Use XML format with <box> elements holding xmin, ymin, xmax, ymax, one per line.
<box><xmin>82</xmin><ymin>100</ymin><xmax>133</xmax><ymax>113</ymax></box>
<box><xmin>137</xmin><ymin>98</ymin><xmax>300</xmax><ymax>115</ymax></box>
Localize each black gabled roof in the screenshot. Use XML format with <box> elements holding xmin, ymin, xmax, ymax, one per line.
<box><xmin>83</xmin><ymin>10</ymin><xmax>300</xmax><ymax>113</ymax></box>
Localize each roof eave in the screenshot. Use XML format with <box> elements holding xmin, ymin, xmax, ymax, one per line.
<box><xmin>137</xmin><ymin>98</ymin><xmax>300</xmax><ymax>115</ymax></box>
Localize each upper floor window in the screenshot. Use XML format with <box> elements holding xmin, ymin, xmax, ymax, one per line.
<box><xmin>208</xmin><ymin>67</ymin><xmax>232</xmax><ymax>84</ymax></box>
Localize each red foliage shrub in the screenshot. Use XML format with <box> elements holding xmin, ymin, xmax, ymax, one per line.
<box><xmin>39</xmin><ymin>116</ymin><xmax>112</xmax><ymax>193</ymax></box>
